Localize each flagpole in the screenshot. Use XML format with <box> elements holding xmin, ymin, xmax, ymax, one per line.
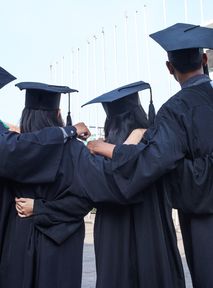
<box><xmin>55</xmin><ymin>61</ymin><xmax>59</xmax><ymax>83</ymax></box>
<box><xmin>70</xmin><ymin>49</ymin><xmax>75</xmax><ymax>121</ymax></box>
<box><xmin>101</xmin><ymin>28</ymin><xmax>106</xmax><ymax>90</ymax></box>
<box><xmin>77</xmin><ymin>48</ymin><xmax>80</xmax><ymax>121</ymax></box>
<box><xmin>143</xmin><ymin>5</ymin><xmax>151</xmax><ymax>83</ymax></box>
<box><xmin>184</xmin><ymin>0</ymin><xmax>188</xmax><ymax>22</ymax></box>
<box><xmin>200</xmin><ymin>0</ymin><xmax>204</xmax><ymax>24</ymax></box>
<box><xmin>61</xmin><ymin>56</ymin><xmax>64</xmax><ymax>85</ymax></box>
<box><xmin>86</xmin><ymin>40</ymin><xmax>91</xmax><ymax>128</ymax></box>
<box><xmin>162</xmin><ymin>0</ymin><xmax>167</xmax><ymax>26</ymax></box>
<box><xmin>93</xmin><ymin>35</ymin><xmax>99</xmax><ymax>138</ymax></box>
<box><xmin>113</xmin><ymin>25</ymin><xmax>118</xmax><ymax>85</ymax></box>
<box><xmin>49</xmin><ymin>64</ymin><xmax>53</xmax><ymax>83</ymax></box>
<box><xmin>124</xmin><ymin>12</ymin><xmax>129</xmax><ymax>82</ymax></box>
<box><xmin>134</xmin><ymin>10</ymin><xmax>140</xmax><ymax>80</ymax></box>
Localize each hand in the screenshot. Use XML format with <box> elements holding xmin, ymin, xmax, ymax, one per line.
<box><xmin>124</xmin><ymin>128</ymin><xmax>147</xmax><ymax>145</ymax></box>
<box><xmin>74</xmin><ymin>122</ymin><xmax>91</xmax><ymax>140</ymax></box>
<box><xmin>15</xmin><ymin>197</ymin><xmax>34</xmax><ymax>218</ymax></box>
<box><xmin>87</xmin><ymin>139</ymin><xmax>115</xmax><ymax>158</ymax></box>
<box><xmin>87</xmin><ymin>139</ymin><xmax>105</xmax><ymax>154</ymax></box>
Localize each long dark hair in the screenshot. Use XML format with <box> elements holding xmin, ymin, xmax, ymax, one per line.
<box><xmin>20</xmin><ymin>108</ymin><xmax>64</xmax><ymax>133</ymax></box>
<box><xmin>104</xmin><ymin>105</ymin><xmax>149</xmax><ymax>145</ymax></box>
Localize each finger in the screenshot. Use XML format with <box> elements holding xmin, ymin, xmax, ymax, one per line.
<box><xmin>18</xmin><ymin>213</ymin><xmax>27</xmax><ymax>218</ymax></box>
<box><xmin>15</xmin><ymin>198</ymin><xmax>26</xmax><ymax>203</ymax></box>
<box><xmin>16</xmin><ymin>206</ymin><xmax>23</xmax><ymax>214</ymax></box>
<box><xmin>15</xmin><ymin>203</ymin><xmax>22</xmax><ymax>210</ymax></box>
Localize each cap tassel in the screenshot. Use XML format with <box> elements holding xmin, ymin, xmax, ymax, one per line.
<box><xmin>148</xmin><ymin>88</ymin><xmax>155</xmax><ymax>126</ymax></box>
<box><xmin>66</xmin><ymin>93</ymin><xmax>72</xmax><ymax>126</ymax></box>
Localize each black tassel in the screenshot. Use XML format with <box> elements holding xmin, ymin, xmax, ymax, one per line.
<box><xmin>66</xmin><ymin>92</ymin><xmax>72</xmax><ymax>126</ymax></box>
<box><xmin>66</xmin><ymin>112</ymin><xmax>72</xmax><ymax>126</ymax></box>
<box><xmin>148</xmin><ymin>88</ymin><xmax>156</xmax><ymax>126</ymax></box>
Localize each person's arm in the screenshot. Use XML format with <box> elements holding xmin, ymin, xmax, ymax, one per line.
<box><xmin>15</xmin><ymin>191</ymin><xmax>93</xmax><ymax>245</ymax></box>
<box><xmin>87</xmin><ymin>129</ymin><xmax>146</xmax><ymax>158</ymax></box>
<box><xmin>124</xmin><ymin>128</ymin><xmax>147</xmax><ymax>145</ymax></box>
<box><xmin>87</xmin><ymin>139</ymin><xmax>115</xmax><ymax>158</ymax></box>
<box><xmin>168</xmin><ymin>155</ymin><xmax>213</xmax><ymax>214</ymax></box>
<box><xmin>66</xmin><ymin>106</ymin><xmax>188</xmax><ymax>203</ymax></box>
<box><xmin>15</xmin><ymin>194</ymin><xmax>92</xmax><ymax>221</ymax></box>
<box><xmin>0</xmin><ymin>123</ymin><xmax>90</xmax><ymax>184</ymax></box>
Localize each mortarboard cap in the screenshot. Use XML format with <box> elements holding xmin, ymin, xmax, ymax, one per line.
<box><xmin>82</xmin><ymin>81</ymin><xmax>155</xmax><ymax>123</ymax></box>
<box><xmin>0</xmin><ymin>66</ymin><xmax>16</xmax><ymax>89</ymax></box>
<box><xmin>149</xmin><ymin>23</ymin><xmax>213</xmax><ymax>52</ymax></box>
<box><xmin>16</xmin><ymin>82</ymin><xmax>78</xmax><ymax>125</ymax></box>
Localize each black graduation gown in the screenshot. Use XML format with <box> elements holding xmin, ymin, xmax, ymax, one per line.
<box><xmin>168</xmin><ymin>152</ymin><xmax>213</xmax><ymax>287</ymax></box>
<box><xmin>94</xmin><ymin>186</ymin><xmax>184</xmax><ymax>288</ymax></box>
<box><xmin>0</xmin><ymin>139</ymin><xmax>92</xmax><ymax>288</ymax></box>
<box><xmin>110</xmin><ymin>81</ymin><xmax>213</xmax><ymax>288</ymax></box>
<box><xmin>40</xmin><ymin>139</ymin><xmax>185</xmax><ymax>287</ymax></box>
<box><xmin>0</xmin><ymin>127</ymin><xmax>67</xmax><ymax>183</ymax></box>
<box><xmin>67</xmin><ymin>80</ymin><xmax>213</xmax><ymax>287</ymax></box>
<box><xmin>0</xmin><ymin>127</ymin><xmax>65</xmax><ymax>261</ymax></box>
<box><xmin>0</xmin><ymin>125</ymin><xmax>12</xmax><ymax>262</ymax></box>
<box><xmin>21</xmin><ymin>135</ymin><xmax>186</xmax><ymax>288</ymax></box>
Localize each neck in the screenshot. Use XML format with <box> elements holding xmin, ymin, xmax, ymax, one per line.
<box><xmin>176</xmin><ymin>68</ymin><xmax>203</xmax><ymax>86</ymax></box>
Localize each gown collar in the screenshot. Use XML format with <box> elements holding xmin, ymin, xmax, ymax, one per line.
<box><xmin>181</xmin><ymin>74</ymin><xmax>211</xmax><ymax>89</ymax></box>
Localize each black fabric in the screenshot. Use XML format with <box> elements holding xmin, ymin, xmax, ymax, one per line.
<box><xmin>94</xmin><ymin>186</ymin><xmax>184</xmax><ymax>288</ymax></box>
<box><xmin>0</xmin><ymin>126</ymin><xmax>66</xmax><ymax>260</ymax></box>
<box><xmin>0</xmin><ymin>139</ymin><xmax>92</xmax><ymax>288</ymax></box>
<box><xmin>48</xmin><ymin>139</ymin><xmax>185</xmax><ymax>288</ymax></box>
<box><xmin>110</xmin><ymin>81</ymin><xmax>213</xmax><ymax>287</ymax></box>
<box><xmin>66</xmin><ymin>80</ymin><xmax>213</xmax><ymax>287</ymax></box>
<box><xmin>0</xmin><ymin>127</ymin><xmax>65</xmax><ymax>183</ymax></box>
<box><xmin>0</xmin><ymin>66</ymin><xmax>16</xmax><ymax>89</ymax></box>
<box><xmin>0</xmin><ymin>127</ymin><xmax>92</xmax><ymax>287</ymax></box>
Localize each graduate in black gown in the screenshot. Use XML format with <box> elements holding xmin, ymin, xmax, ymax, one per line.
<box><xmin>85</xmin><ymin>23</ymin><xmax>213</xmax><ymax>288</ymax></box>
<box><xmin>82</xmin><ymin>81</ymin><xmax>185</xmax><ymax>288</ymax></box>
<box><xmin>18</xmin><ymin>82</ymin><xmax>186</xmax><ymax>288</ymax></box>
<box><xmin>0</xmin><ymin>82</ymin><xmax>93</xmax><ymax>288</ymax></box>
<box><xmin>0</xmin><ymin>66</ymin><xmax>17</xmax><ymax>263</ymax></box>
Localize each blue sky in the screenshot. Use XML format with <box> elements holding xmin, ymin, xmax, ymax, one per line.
<box><xmin>1</xmin><ymin>0</ymin><xmax>213</xmax><ymax>127</ymax></box>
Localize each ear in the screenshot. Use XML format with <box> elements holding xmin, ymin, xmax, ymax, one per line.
<box><xmin>202</xmin><ymin>53</ymin><xmax>208</xmax><ymax>65</ymax></box>
<box><xmin>166</xmin><ymin>61</ymin><xmax>175</xmax><ymax>75</ymax></box>
<box><xmin>57</xmin><ymin>109</ymin><xmax>61</xmax><ymax>118</ymax></box>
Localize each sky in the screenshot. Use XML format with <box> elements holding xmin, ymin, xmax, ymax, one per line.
<box><xmin>1</xmin><ymin>0</ymin><xmax>213</xmax><ymax>130</ymax></box>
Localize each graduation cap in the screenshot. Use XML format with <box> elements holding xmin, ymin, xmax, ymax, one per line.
<box><xmin>16</xmin><ymin>82</ymin><xmax>78</xmax><ymax>125</ymax></box>
<box><xmin>82</xmin><ymin>81</ymin><xmax>155</xmax><ymax>125</ymax></box>
<box><xmin>149</xmin><ymin>23</ymin><xmax>213</xmax><ymax>52</ymax></box>
<box><xmin>0</xmin><ymin>66</ymin><xmax>16</xmax><ymax>89</ymax></box>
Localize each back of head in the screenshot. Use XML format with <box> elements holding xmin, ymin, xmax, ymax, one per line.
<box><xmin>82</xmin><ymin>81</ymin><xmax>153</xmax><ymax>145</ymax></box>
<box><xmin>20</xmin><ymin>108</ymin><xmax>64</xmax><ymax>133</ymax></box>
<box><xmin>150</xmin><ymin>23</ymin><xmax>213</xmax><ymax>75</ymax></box>
<box><xmin>16</xmin><ymin>82</ymin><xmax>76</xmax><ymax>133</ymax></box>
<box><xmin>104</xmin><ymin>104</ymin><xmax>149</xmax><ymax>145</ymax></box>
<box><xmin>168</xmin><ymin>48</ymin><xmax>203</xmax><ymax>73</ymax></box>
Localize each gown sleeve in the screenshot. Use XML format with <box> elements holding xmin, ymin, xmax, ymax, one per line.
<box><xmin>32</xmin><ymin>190</ymin><xmax>93</xmax><ymax>244</ymax></box>
<box><xmin>110</xmin><ymin>104</ymin><xmax>188</xmax><ymax>201</ymax></box>
<box><xmin>67</xmin><ymin>105</ymin><xmax>188</xmax><ymax>203</ymax></box>
<box><xmin>0</xmin><ymin>127</ymin><xmax>66</xmax><ymax>183</ymax></box>
<box><xmin>168</xmin><ymin>154</ymin><xmax>213</xmax><ymax>214</ymax></box>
